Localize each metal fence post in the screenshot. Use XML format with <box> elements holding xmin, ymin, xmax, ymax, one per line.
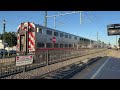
<box><xmin>46</xmin><ymin>50</ymin><xmax>49</xmax><ymax>66</ymax></box>
<box><xmin>23</xmin><ymin>65</ymin><xmax>26</xmax><ymax>73</ymax></box>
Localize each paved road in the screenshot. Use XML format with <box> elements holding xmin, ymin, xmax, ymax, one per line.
<box><xmin>71</xmin><ymin>54</ymin><xmax>120</xmax><ymax>79</ymax></box>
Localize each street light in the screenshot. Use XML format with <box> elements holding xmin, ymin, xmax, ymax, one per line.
<box><xmin>3</xmin><ymin>19</ymin><xmax>6</xmax><ymax>57</ymax></box>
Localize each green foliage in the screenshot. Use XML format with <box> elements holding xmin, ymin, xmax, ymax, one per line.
<box><xmin>0</xmin><ymin>32</ymin><xmax>17</xmax><ymax>47</ymax></box>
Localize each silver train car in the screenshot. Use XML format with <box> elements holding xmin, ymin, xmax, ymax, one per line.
<box><xmin>16</xmin><ymin>22</ymin><xmax>98</xmax><ymax>54</ymax></box>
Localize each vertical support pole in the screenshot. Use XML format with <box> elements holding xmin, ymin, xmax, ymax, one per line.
<box><xmin>8</xmin><ymin>45</ymin><xmax>9</xmax><ymax>57</ymax></box>
<box><xmin>101</xmin><ymin>41</ymin><xmax>102</xmax><ymax>48</ymax></box>
<box><xmin>90</xmin><ymin>39</ymin><xmax>91</xmax><ymax>48</ymax></box>
<box><xmin>46</xmin><ymin>50</ymin><xmax>49</xmax><ymax>65</ymax></box>
<box><xmin>44</xmin><ymin>11</ymin><xmax>47</xmax><ymax>27</ymax></box>
<box><xmin>116</xmin><ymin>35</ymin><xmax>117</xmax><ymax>48</ymax></box>
<box><xmin>80</xmin><ymin>11</ymin><xmax>82</xmax><ymax>24</ymax></box>
<box><xmin>23</xmin><ymin>65</ymin><xmax>26</xmax><ymax>73</ymax></box>
<box><xmin>54</xmin><ymin>16</ymin><xmax>56</xmax><ymax>29</ymax></box>
<box><xmin>3</xmin><ymin>20</ymin><xmax>6</xmax><ymax>58</ymax></box>
<box><xmin>97</xmin><ymin>32</ymin><xmax>98</xmax><ymax>48</ymax></box>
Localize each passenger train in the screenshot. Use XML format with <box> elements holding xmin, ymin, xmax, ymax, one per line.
<box><xmin>16</xmin><ymin>22</ymin><xmax>98</xmax><ymax>54</ymax></box>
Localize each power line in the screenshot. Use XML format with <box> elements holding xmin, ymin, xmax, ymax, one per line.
<box><xmin>46</xmin><ymin>11</ymin><xmax>82</xmax><ymax>29</ymax></box>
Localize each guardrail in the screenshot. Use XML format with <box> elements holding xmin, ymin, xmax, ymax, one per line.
<box><xmin>0</xmin><ymin>48</ymin><xmax>108</xmax><ymax>78</ymax></box>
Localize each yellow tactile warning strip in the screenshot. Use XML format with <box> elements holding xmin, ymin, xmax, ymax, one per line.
<box><xmin>106</xmin><ymin>50</ymin><xmax>120</xmax><ymax>58</ymax></box>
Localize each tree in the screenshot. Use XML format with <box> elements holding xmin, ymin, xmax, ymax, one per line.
<box><xmin>0</xmin><ymin>32</ymin><xmax>17</xmax><ymax>47</ymax></box>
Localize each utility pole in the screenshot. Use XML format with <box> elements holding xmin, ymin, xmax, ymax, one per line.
<box><xmin>80</xmin><ymin>11</ymin><xmax>82</xmax><ymax>24</ymax></box>
<box><xmin>3</xmin><ymin>20</ymin><xmax>6</xmax><ymax>57</ymax></box>
<box><xmin>89</xmin><ymin>34</ymin><xmax>91</xmax><ymax>48</ymax></box>
<box><xmin>97</xmin><ymin>32</ymin><xmax>98</xmax><ymax>48</ymax></box>
<box><xmin>44</xmin><ymin>11</ymin><xmax>47</xmax><ymax>27</ymax></box>
<box><xmin>101</xmin><ymin>41</ymin><xmax>102</xmax><ymax>48</ymax></box>
<box><xmin>116</xmin><ymin>35</ymin><xmax>117</xmax><ymax>47</ymax></box>
<box><xmin>54</xmin><ymin>16</ymin><xmax>56</xmax><ymax>29</ymax></box>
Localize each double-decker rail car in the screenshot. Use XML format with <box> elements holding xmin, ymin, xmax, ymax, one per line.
<box><xmin>16</xmin><ymin>22</ymin><xmax>97</xmax><ymax>55</ymax></box>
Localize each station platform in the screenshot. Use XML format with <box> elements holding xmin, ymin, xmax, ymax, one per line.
<box><xmin>71</xmin><ymin>50</ymin><xmax>120</xmax><ymax>79</ymax></box>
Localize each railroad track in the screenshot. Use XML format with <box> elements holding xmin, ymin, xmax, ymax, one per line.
<box><xmin>32</xmin><ymin>57</ymin><xmax>103</xmax><ymax>79</ymax></box>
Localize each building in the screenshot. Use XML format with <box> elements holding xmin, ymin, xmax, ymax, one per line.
<box><xmin>0</xmin><ymin>40</ymin><xmax>17</xmax><ymax>50</ymax></box>
<box><xmin>0</xmin><ymin>40</ymin><xmax>8</xmax><ymax>49</ymax></box>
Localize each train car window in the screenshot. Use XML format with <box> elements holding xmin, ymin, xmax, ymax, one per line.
<box><xmin>69</xmin><ymin>44</ymin><xmax>72</xmax><ymax>47</ymax></box>
<box><xmin>54</xmin><ymin>32</ymin><xmax>58</xmax><ymax>36</ymax></box>
<box><xmin>65</xmin><ymin>44</ymin><xmax>68</xmax><ymax>47</ymax></box>
<box><xmin>65</xmin><ymin>34</ymin><xmax>68</xmax><ymax>38</ymax></box>
<box><xmin>74</xmin><ymin>36</ymin><xmax>77</xmax><ymax>40</ymax></box>
<box><xmin>60</xmin><ymin>33</ymin><xmax>64</xmax><ymax>37</ymax></box>
<box><xmin>47</xmin><ymin>30</ymin><xmax>52</xmax><ymax>35</ymax></box>
<box><xmin>69</xmin><ymin>35</ymin><xmax>72</xmax><ymax>39</ymax></box>
<box><xmin>54</xmin><ymin>43</ymin><xmax>58</xmax><ymax>48</ymax></box>
<box><xmin>46</xmin><ymin>43</ymin><xmax>52</xmax><ymax>48</ymax></box>
<box><xmin>79</xmin><ymin>38</ymin><xmax>81</xmax><ymax>41</ymax></box>
<box><xmin>37</xmin><ymin>28</ymin><xmax>42</xmax><ymax>33</ymax></box>
<box><xmin>29</xmin><ymin>27</ymin><xmax>34</xmax><ymax>32</ymax></box>
<box><xmin>60</xmin><ymin>44</ymin><xmax>64</xmax><ymax>48</ymax></box>
<box><xmin>37</xmin><ymin>43</ymin><xmax>44</xmax><ymax>48</ymax></box>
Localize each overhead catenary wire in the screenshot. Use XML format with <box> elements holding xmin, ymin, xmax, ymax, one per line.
<box><xmin>46</xmin><ymin>11</ymin><xmax>82</xmax><ymax>29</ymax></box>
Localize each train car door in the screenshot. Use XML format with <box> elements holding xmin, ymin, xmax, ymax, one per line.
<box><xmin>20</xmin><ymin>35</ymin><xmax>25</xmax><ymax>51</ymax></box>
<box><xmin>19</xmin><ymin>31</ymin><xmax>28</xmax><ymax>53</ymax></box>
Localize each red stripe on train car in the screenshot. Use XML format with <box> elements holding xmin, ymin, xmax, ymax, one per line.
<box><xmin>28</xmin><ymin>45</ymin><xmax>32</xmax><ymax>48</ymax></box>
<box><xmin>17</xmin><ymin>36</ymin><xmax>19</xmax><ymax>40</ymax></box>
<box><xmin>28</xmin><ymin>37</ymin><xmax>35</xmax><ymax>47</ymax></box>
<box><xmin>29</xmin><ymin>32</ymin><xmax>35</xmax><ymax>39</ymax></box>
<box><xmin>28</xmin><ymin>23</ymin><xmax>33</xmax><ymax>28</ymax></box>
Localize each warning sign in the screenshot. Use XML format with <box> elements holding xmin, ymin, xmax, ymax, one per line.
<box><xmin>52</xmin><ymin>37</ymin><xmax>56</xmax><ymax>43</ymax></box>
<box><xmin>16</xmin><ymin>55</ymin><xmax>33</xmax><ymax>66</ymax></box>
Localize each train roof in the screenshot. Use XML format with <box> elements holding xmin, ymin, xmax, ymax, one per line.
<box><xmin>35</xmin><ymin>23</ymin><xmax>97</xmax><ymax>42</ymax></box>
<box><xmin>17</xmin><ymin>22</ymin><xmax>97</xmax><ymax>42</ymax></box>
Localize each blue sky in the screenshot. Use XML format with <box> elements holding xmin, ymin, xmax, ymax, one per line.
<box><xmin>0</xmin><ymin>11</ymin><xmax>119</xmax><ymax>46</ymax></box>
